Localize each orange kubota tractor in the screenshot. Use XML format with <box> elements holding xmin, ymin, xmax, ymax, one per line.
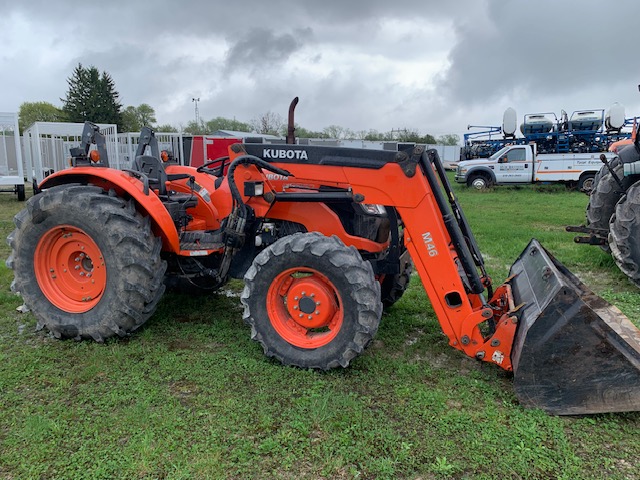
<box><xmin>7</xmin><ymin>107</ymin><xmax>640</xmax><ymax>415</ymax></box>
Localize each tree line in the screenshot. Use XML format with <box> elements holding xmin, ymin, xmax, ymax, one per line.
<box><xmin>18</xmin><ymin>64</ymin><xmax>459</xmax><ymax>145</ymax></box>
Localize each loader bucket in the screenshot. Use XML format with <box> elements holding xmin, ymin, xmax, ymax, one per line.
<box><xmin>509</xmin><ymin>239</ymin><xmax>640</xmax><ymax>415</ymax></box>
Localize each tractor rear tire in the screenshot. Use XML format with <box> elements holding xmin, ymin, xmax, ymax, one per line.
<box><xmin>592</xmin><ymin>157</ymin><xmax>620</xmax><ymax>188</ymax></box>
<box><xmin>609</xmin><ymin>181</ymin><xmax>640</xmax><ymax>288</ymax></box>
<box><xmin>586</xmin><ymin>163</ymin><xmax>627</xmax><ymax>252</ymax></box>
<box><xmin>241</xmin><ymin>232</ymin><xmax>382</xmax><ymax>370</ymax></box>
<box><xmin>7</xmin><ymin>184</ymin><xmax>166</xmax><ymax>341</ymax></box>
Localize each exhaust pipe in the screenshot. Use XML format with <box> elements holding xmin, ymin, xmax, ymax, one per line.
<box><xmin>509</xmin><ymin>240</ymin><xmax>640</xmax><ymax>415</ymax></box>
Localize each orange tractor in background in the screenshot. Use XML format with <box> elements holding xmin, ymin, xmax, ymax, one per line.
<box><xmin>7</xmin><ymin>105</ymin><xmax>640</xmax><ymax>415</ymax></box>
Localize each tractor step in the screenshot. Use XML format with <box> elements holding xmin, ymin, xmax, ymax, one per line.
<box><xmin>180</xmin><ymin>231</ymin><xmax>225</xmax><ymax>251</ymax></box>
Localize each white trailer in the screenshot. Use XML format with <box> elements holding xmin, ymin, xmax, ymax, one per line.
<box><xmin>0</xmin><ymin>113</ymin><xmax>26</xmax><ymax>200</ymax></box>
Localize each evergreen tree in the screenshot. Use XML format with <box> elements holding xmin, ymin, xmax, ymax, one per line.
<box><xmin>62</xmin><ymin>64</ymin><xmax>123</xmax><ymax>129</ymax></box>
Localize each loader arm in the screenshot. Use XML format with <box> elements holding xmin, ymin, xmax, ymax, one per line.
<box><xmin>236</xmin><ymin>144</ymin><xmax>519</xmax><ymax>370</ymax></box>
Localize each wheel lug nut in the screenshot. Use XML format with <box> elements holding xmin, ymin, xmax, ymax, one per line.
<box><xmin>299</xmin><ymin>314</ymin><xmax>303</xmax><ymax>318</ymax></box>
<box><xmin>74</xmin><ymin>265</ymin><xmax>80</xmax><ymax>270</ymax></box>
<box><xmin>316</xmin><ymin>301</ymin><xmax>321</xmax><ymax>306</ymax></box>
<box><xmin>293</xmin><ymin>306</ymin><xmax>298</xmax><ymax>310</ymax></box>
<box><xmin>294</xmin><ymin>296</ymin><xmax>299</xmax><ymax>301</ymax></box>
<box><xmin>315</xmin><ymin>311</ymin><xmax>320</xmax><ymax>315</ymax></box>
<box><xmin>74</xmin><ymin>257</ymin><xmax>80</xmax><ymax>262</ymax></box>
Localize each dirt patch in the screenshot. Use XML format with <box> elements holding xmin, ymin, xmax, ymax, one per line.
<box><xmin>168</xmin><ymin>380</ymin><xmax>200</xmax><ymax>406</ymax></box>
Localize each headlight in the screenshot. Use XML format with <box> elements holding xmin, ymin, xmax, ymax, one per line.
<box><xmin>359</xmin><ymin>204</ymin><xmax>387</xmax><ymax>216</ymax></box>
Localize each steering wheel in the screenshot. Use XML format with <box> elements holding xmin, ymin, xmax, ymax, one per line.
<box><xmin>196</xmin><ymin>156</ymin><xmax>229</xmax><ymax>176</ymax></box>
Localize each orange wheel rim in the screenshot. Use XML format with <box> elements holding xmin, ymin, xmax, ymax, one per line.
<box><xmin>267</xmin><ymin>267</ymin><xmax>343</xmax><ymax>348</ymax></box>
<box><xmin>34</xmin><ymin>225</ymin><xmax>107</xmax><ymax>313</ymax></box>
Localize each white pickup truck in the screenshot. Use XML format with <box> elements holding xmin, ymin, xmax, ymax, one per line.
<box><xmin>455</xmin><ymin>144</ymin><xmax>616</xmax><ymax>192</ymax></box>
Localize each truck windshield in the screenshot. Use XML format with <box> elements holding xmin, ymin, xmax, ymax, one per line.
<box><xmin>488</xmin><ymin>146</ymin><xmax>512</xmax><ymax>161</ymax></box>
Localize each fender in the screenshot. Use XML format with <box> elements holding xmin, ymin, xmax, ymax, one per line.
<box><xmin>466</xmin><ymin>165</ymin><xmax>497</xmax><ymax>183</ymax></box>
<box><xmin>39</xmin><ymin>167</ymin><xmax>181</xmax><ymax>253</ymax></box>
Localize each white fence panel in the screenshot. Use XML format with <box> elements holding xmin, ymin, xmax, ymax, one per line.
<box><xmin>118</xmin><ymin>132</ymin><xmax>185</xmax><ymax>168</ymax></box>
<box><xmin>0</xmin><ymin>112</ymin><xmax>25</xmax><ymax>192</ymax></box>
<box><xmin>23</xmin><ymin>122</ymin><xmax>118</xmax><ymax>185</ymax></box>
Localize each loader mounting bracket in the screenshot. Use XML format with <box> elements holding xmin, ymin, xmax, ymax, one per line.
<box><xmin>395</xmin><ymin>145</ymin><xmax>424</xmax><ymax>178</ymax></box>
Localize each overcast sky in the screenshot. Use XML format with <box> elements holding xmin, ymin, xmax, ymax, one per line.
<box><xmin>1</xmin><ymin>0</ymin><xmax>639</xmax><ymax>140</ymax></box>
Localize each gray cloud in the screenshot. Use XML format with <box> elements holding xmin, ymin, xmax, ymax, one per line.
<box><xmin>439</xmin><ymin>0</ymin><xmax>640</xmax><ymax>104</ymax></box>
<box><xmin>1</xmin><ymin>0</ymin><xmax>639</xmax><ymax>138</ymax></box>
<box><xmin>224</xmin><ymin>27</ymin><xmax>313</xmax><ymax>77</ymax></box>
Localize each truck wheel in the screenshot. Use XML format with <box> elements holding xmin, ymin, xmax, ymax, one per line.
<box><xmin>380</xmin><ymin>261</ymin><xmax>412</xmax><ymax>309</ymax></box>
<box><xmin>577</xmin><ymin>173</ymin><xmax>596</xmax><ymax>193</ymax></box>
<box><xmin>609</xmin><ymin>181</ymin><xmax>640</xmax><ymax>287</ymax></box>
<box><xmin>242</xmin><ymin>232</ymin><xmax>382</xmax><ymax>370</ymax></box>
<box><xmin>587</xmin><ymin>163</ymin><xmax>629</xmax><ymax>252</ymax></box>
<box><xmin>7</xmin><ymin>184</ymin><xmax>166</xmax><ymax>341</ymax></box>
<box><xmin>467</xmin><ymin>174</ymin><xmax>491</xmax><ymax>190</ymax></box>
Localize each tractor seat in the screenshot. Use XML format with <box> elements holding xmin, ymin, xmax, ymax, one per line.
<box><xmin>134</xmin><ymin>155</ymin><xmax>198</xmax><ymax>208</ymax></box>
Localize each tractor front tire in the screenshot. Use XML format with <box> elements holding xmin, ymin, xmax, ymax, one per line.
<box><xmin>7</xmin><ymin>184</ymin><xmax>166</xmax><ymax>341</ymax></box>
<box><xmin>242</xmin><ymin>232</ymin><xmax>382</xmax><ymax>370</ymax></box>
<box><xmin>609</xmin><ymin>181</ymin><xmax>640</xmax><ymax>288</ymax></box>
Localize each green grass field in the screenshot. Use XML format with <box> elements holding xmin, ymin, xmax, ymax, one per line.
<box><xmin>0</xmin><ymin>180</ymin><xmax>638</xmax><ymax>479</ymax></box>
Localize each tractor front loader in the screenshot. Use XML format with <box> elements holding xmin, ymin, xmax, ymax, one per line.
<box><xmin>7</xmin><ymin>121</ymin><xmax>640</xmax><ymax>415</ymax></box>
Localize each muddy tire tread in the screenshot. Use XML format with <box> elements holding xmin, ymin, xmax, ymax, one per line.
<box><xmin>241</xmin><ymin>232</ymin><xmax>382</xmax><ymax>370</ymax></box>
<box><xmin>7</xmin><ymin>184</ymin><xmax>166</xmax><ymax>341</ymax></box>
<box><xmin>609</xmin><ymin>181</ymin><xmax>640</xmax><ymax>287</ymax></box>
